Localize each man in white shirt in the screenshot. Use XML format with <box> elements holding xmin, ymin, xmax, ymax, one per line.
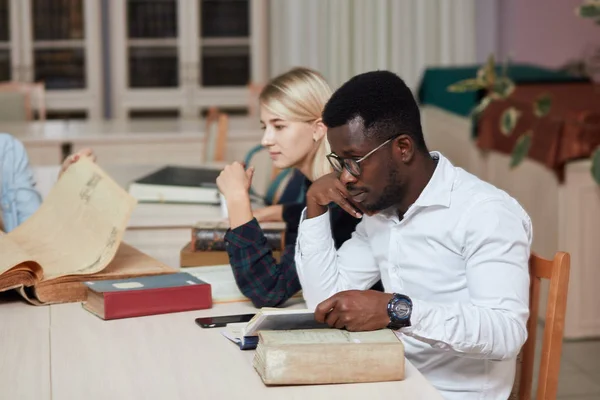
<box><xmin>295</xmin><ymin>70</ymin><xmax>532</xmax><ymax>400</ymax></box>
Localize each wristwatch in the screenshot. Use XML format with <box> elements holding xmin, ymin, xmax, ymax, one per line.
<box><xmin>387</xmin><ymin>293</ymin><xmax>413</xmax><ymax>330</ymax></box>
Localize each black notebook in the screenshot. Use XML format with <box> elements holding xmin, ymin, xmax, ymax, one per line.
<box><xmin>128</xmin><ymin>166</ymin><xmax>221</xmax><ymax>204</ymax></box>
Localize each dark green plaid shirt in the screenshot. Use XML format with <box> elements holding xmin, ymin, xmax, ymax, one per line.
<box><xmin>224</xmin><ymin>202</ymin><xmax>362</xmax><ymax>308</ymax></box>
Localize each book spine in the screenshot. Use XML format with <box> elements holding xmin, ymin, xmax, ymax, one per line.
<box><xmin>102</xmin><ymin>284</ymin><xmax>212</xmax><ymax>320</ymax></box>
<box><xmin>191</xmin><ymin>228</ymin><xmax>285</xmax><ymax>251</ymax></box>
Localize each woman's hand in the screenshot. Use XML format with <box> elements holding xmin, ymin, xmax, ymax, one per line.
<box><xmin>217</xmin><ymin>162</ymin><xmax>255</xmax><ymax>229</ymax></box>
<box><xmin>59</xmin><ymin>148</ymin><xmax>96</xmax><ymax>178</ymax></box>
<box><xmin>216</xmin><ymin>162</ymin><xmax>254</xmax><ymax>200</ymax></box>
<box><xmin>253</xmin><ymin>205</ymin><xmax>284</xmax><ymax>223</ymax></box>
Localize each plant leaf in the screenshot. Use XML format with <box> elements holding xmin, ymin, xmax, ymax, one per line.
<box><xmin>510</xmin><ymin>132</ymin><xmax>533</xmax><ymax>168</ymax></box>
<box><xmin>577</xmin><ymin>2</ymin><xmax>600</xmax><ymax>18</ymax></box>
<box><xmin>591</xmin><ymin>147</ymin><xmax>600</xmax><ymax>185</ymax></box>
<box><xmin>477</xmin><ymin>54</ymin><xmax>497</xmax><ymax>87</ymax></box>
<box><xmin>447</xmin><ymin>79</ymin><xmax>483</xmax><ymax>93</ymax></box>
<box><xmin>469</xmin><ymin>96</ymin><xmax>494</xmax><ymax>120</ymax></box>
<box><xmin>533</xmin><ymin>93</ymin><xmax>552</xmax><ymax>117</ymax></box>
<box><xmin>491</xmin><ymin>76</ymin><xmax>515</xmax><ymax>99</ymax></box>
<box><xmin>500</xmin><ymin>107</ymin><xmax>521</xmax><ymax>136</ymax></box>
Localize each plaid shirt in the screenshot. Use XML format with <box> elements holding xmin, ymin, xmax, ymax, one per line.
<box><xmin>224</xmin><ymin>201</ymin><xmax>362</xmax><ymax>308</ymax></box>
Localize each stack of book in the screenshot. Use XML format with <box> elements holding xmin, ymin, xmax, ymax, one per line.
<box><xmin>180</xmin><ymin>220</ymin><xmax>286</xmax><ymax>267</ymax></box>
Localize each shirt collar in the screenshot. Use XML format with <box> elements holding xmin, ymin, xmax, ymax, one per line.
<box><xmin>412</xmin><ymin>151</ymin><xmax>455</xmax><ymax>208</ymax></box>
<box><xmin>376</xmin><ymin>151</ymin><xmax>456</xmax><ymax>220</ymax></box>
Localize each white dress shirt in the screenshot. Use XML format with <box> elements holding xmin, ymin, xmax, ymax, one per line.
<box><xmin>295</xmin><ymin>152</ymin><xmax>532</xmax><ymax>400</ymax></box>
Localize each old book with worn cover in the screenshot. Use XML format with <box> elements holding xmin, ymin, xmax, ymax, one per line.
<box><xmin>0</xmin><ymin>158</ymin><xmax>176</xmax><ymax>305</ymax></box>
<box><xmin>191</xmin><ymin>220</ymin><xmax>286</xmax><ymax>251</ymax></box>
<box><xmin>253</xmin><ymin>329</ymin><xmax>405</xmax><ymax>385</ymax></box>
<box><xmin>128</xmin><ymin>166</ymin><xmax>221</xmax><ymax>204</ymax></box>
<box><xmin>82</xmin><ymin>272</ymin><xmax>212</xmax><ymax>320</ymax></box>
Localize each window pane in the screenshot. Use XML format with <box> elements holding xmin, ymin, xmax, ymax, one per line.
<box><xmin>201</xmin><ymin>0</ymin><xmax>249</xmax><ymax>38</ymax></box>
<box><xmin>129</xmin><ymin>47</ymin><xmax>178</xmax><ymax>88</ymax></box>
<box><xmin>0</xmin><ymin>50</ymin><xmax>10</xmax><ymax>81</ymax></box>
<box><xmin>201</xmin><ymin>46</ymin><xmax>249</xmax><ymax>87</ymax></box>
<box><xmin>34</xmin><ymin>49</ymin><xmax>85</xmax><ymax>89</ymax></box>
<box><xmin>32</xmin><ymin>0</ymin><xmax>85</xmax><ymax>40</ymax></box>
<box><xmin>127</xmin><ymin>0</ymin><xmax>177</xmax><ymax>38</ymax></box>
<box><xmin>0</xmin><ymin>0</ymin><xmax>9</xmax><ymax>41</ymax></box>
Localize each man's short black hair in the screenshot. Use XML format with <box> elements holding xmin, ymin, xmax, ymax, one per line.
<box><xmin>322</xmin><ymin>70</ymin><xmax>427</xmax><ymax>151</ymax></box>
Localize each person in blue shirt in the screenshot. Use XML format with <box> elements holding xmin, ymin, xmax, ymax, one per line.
<box><xmin>0</xmin><ymin>133</ymin><xmax>94</xmax><ymax>232</ymax></box>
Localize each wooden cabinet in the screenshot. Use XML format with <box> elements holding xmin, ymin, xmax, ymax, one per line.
<box><xmin>108</xmin><ymin>0</ymin><xmax>268</xmax><ymax>119</ymax></box>
<box><xmin>2</xmin><ymin>0</ymin><xmax>102</xmax><ymax>119</ymax></box>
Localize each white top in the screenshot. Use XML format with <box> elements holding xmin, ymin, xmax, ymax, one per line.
<box><xmin>295</xmin><ymin>152</ymin><xmax>532</xmax><ymax>400</ymax></box>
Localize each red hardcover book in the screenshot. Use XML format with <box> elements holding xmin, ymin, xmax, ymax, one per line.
<box><xmin>82</xmin><ymin>272</ymin><xmax>212</xmax><ymax>320</ymax></box>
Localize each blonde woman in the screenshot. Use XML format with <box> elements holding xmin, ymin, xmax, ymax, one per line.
<box><xmin>217</xmin><ymin>67</ymin><xmax>378</xmax><ymax>307</ymax></box>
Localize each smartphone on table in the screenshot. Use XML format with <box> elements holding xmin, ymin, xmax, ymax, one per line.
<box><xmin>195</xmin><ymin>313</ymin><xmax>256</xmax><ymax>328</ymax></box>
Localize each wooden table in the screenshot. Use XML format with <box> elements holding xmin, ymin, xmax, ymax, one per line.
<box><xmin>0</xmin><ymin>293</ymin><xmax>443</xmax><ymax>400</ymax></box>
<box><xmin>15</xmin><ymin>162</ymin><xmax>444</xmax><ymax>399</ymax></box>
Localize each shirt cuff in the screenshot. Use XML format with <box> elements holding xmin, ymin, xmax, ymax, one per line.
<box><xmin>298</xmin><ymin>208</ymin><xmax>333</xmax><ymax>253</ymax></box>
<box><xmin>224</xmin><ymin>218</ymin><xmax>264</xmax><ymax>249</ymax></box>
<box><xmin>402</xmin><ymin>298</ymin><xmax>433</xmax><ymax>337</ymax></box>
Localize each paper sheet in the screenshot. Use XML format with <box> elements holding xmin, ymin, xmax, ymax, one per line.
<box><xmin>184</xmin><ymin>264</ymin><xmax>248</xmax><ymax>303</ymax></box>
<box><xmin>0</xmin><ymin>157</ymin><xmax>137</xmax><ymax>283</ymax></box>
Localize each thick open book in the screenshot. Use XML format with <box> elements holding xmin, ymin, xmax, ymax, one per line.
<box><xmin>254</xmin><ymin>329</ymin><xmax>405</xmax><ymax>385</ymax></box>
<box><xmin>0</xmin><ymin>158</ymin><xmax>175</xmax><ymax>305</ymax></box>
<box><xmin>221</xmin><ymin>308</ymin><xmax>327</xmax><ymax>349</ymax></box>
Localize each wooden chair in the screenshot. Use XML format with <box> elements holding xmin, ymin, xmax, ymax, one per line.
<box><xmin>204</xmin><ymin>107</ymin><xmax>228</xmax><ymax>163</ymax></box>
<box><xmin>0</xmin><ymin>81</ymin><xmax>46</xmax><ymax>121</ymax></box>
<box><xmin>511</xmin><ymin>252</ymin><xmax>571</xmax><ymax>400</ymax></box>
<box><xmin>248</xmin><ymin>82</ymin><xmax>264</xmax><ymax>117</ymax></box>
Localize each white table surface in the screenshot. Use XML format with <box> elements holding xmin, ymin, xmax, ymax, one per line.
<box><xmin>0</xmin><ymin>294</ymin><xmax>443</xmax><ymax>400</ymax></box>
<box><xmin>9</xmin><ymin>165</ymin><xmax>444</xmax><ymax>399</ymax></box>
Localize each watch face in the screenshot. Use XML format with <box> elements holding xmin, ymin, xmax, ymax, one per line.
<box><xmin>393</xmin><ymin>300</ymin><xmax>410</xmax><ymax>319</ymax></box>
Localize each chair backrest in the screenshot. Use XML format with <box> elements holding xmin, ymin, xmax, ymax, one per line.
<box><xmin>242</xmin><ymin>144</ymin><xmax>299</xmax><ymax>205</ymax></box>
<box><xmin>247</xmin><ymin>82</ymin><xmax>264</xmax><ymax>117</ymax></box>
<box><xmin>204</xmin><ymin>107</ymin><xmax>228</xmax><ymax>163</ymax></box>
<box><xmin>511</xmin><ymin>251</ymin><xmax>571</xmax><ymax>400</ymax></box>
<box><xmin>0</xmin><ymin>91</ymin><xmax>28</xmax><ymax>121</ymax></box>
<box><xmin>0</xmin><ymin>81</ymin><xmax>46</xmax><ymax>121</ymax></box>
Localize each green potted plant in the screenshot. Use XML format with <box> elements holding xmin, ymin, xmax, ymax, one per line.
<box><xmin>446</xmin><ymin>0</ymin><xmax>600</xmax><ymax>184</ymax></box>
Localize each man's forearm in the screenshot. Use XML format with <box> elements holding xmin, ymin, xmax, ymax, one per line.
<box><xmin>306</xmin><ymin>198</ymin><xmax>328</xmax><ymax>219</ymax></box>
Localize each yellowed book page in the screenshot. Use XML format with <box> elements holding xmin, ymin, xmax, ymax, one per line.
<box><xmin>6</xmin><ymin>157</ymin><xmax>136</xmax><ymax>280</ymax></box>
<box><xmin>259</xmin><ymin>328</ymin><xmax>400</xmax><ymax>345</ymax></box>
<box><xmin>0</xmin><ymin>232</ymin><xmax>36</xmax><ymax>275</ymax></box>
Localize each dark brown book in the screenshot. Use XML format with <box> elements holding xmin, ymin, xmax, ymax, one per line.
<box><xmin>180</xmin><ymin>242</ymin><xmax>281</xmax><ymax>268</ymax></box>
<box><xmin>191</xmin><ymin>221</ymin><xmax>286</xmax><ymax>252</ymax></box>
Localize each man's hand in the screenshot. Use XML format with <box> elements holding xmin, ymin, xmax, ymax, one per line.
<box><xmin>305</xmin><ymin>173</ymin><xmax>363</xmax><ymax>219</ymax></box>
<box><xmin>314</xmin><ymin>290</ymin><xmax>393</xmax><ymax>331</ymax></box>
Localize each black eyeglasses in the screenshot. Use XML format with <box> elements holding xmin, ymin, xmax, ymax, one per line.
<box><xmin>326</xmin><ymin>135</ymin><xmax>399</xmax><ymax>177</ymax></box>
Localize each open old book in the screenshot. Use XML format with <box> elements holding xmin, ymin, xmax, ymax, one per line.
<box><xmin>0</xmin><ymin>158</ymin><xmax>175</xmax><ymax>305</ymax></box>
<box><xmin>221</xmin><ymin>308</ymin><xmax>328</xmax><ymax>349</ymax></box>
